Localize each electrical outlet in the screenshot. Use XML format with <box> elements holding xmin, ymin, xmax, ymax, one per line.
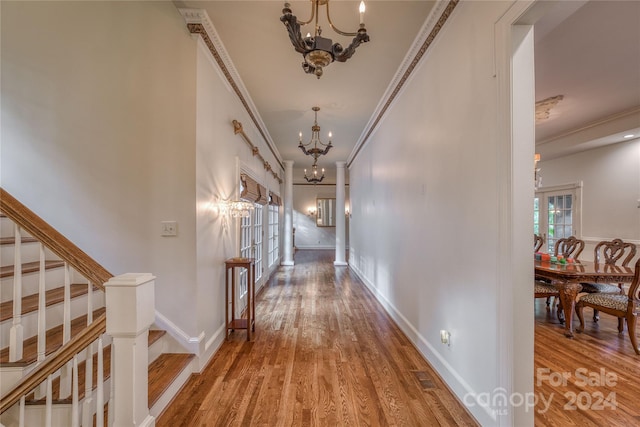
<box><xmin>161</xmin><ymin>221</ymin><xmax>178</xmax><ymax>237</ymax></box>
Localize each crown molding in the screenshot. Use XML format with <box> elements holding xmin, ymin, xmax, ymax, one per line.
<box><xmin>347</xmin><ymin>0</ymin><xmax>460</xmax><ymax>168</ymax></box>
<box><xmin>178</xmin><ymin>8</ymin><xmax>284</xmax><ymax>172</ymax></box>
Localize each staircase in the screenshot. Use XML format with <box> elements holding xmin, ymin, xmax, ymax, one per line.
<box><xmin>0</xmin><ymin>189</ymin><xmax>195</xmax><ymax>426</ymax></box>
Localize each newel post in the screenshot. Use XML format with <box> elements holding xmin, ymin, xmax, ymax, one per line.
<box><xmin>105</xmin><ymin>273</ymin><xmax>156</xmax><ymax>427</ymax></box>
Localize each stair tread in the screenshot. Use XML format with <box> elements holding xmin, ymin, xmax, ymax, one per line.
<box><xmin>0</xmin><ymin>236</ymin><xmax>38</xmax><ymax>245</ymax></box>
<box><xmin>0</xmin><ymin>260</ymin><xmax>65</xmax><ymax>279</ymax></box>
<box><xmin>148</xmin><ymin>353</ymin><xmax>195</xmax><ymax>408</ymax></box>
<box><xmin>0</xmin><ymin>283</ymin><xmax>96</xmax><ymax>323</ymax></box>
<box><xmin>148</xmin><ymin>329</ymin><xmax>167</xmax><ymax>347</ymax></box>
<box><xmin>23</xmin><ymin>330</ymin><xmax>171</xmax><ymax>405</ymax></box>
<box><xmin>0</xmin><ymin>307</ymin><xmax>106</xmax><ymax>364</ymax></box>
<box><xmin>26</xmin><ymin>344</ymin><xmax>112</xmax><ymax>404</ymax></box>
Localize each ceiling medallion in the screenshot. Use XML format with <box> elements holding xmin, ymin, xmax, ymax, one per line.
<box><xmin>280</xmin><ymin>1</ymin><xmax>370</xmax><ymax>78</ymax></box>
<box><xmin>535</xmin><ymin>95</ymin><xmax>564</xmax><ymax>123</ymax></box>
<box><xmin>298</xmin><ymin>106</ymin><xmax>333</xmax><ymax>157</ymax></box>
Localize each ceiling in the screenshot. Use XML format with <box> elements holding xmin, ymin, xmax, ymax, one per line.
<box><xmin>179</xmin><ymin>1</ymin><xmax>639</xmax><ymax>175</ymax></box>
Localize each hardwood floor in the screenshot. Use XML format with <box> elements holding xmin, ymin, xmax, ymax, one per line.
<box><xmin>158</xmin><ymin>251</ymin><xmax>640</xmax><ymax>426</ymax></box>
<box><xmin>157</xmin><ymin>250</ymin><xmax>477</xmax><ymax>426</ymax></box>
<box><xmin>534</xmin><ymin>298</ymin><xmax>640</xmax><ymax>426</ymax></box>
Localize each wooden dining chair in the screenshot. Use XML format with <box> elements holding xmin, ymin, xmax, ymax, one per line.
<box><xmin>579</xmin><ymin>238</ymin><xmax>637</xmax><ymax>322</ymax></box>
<box><xmin>533</xmin><ymin>233</ymin><xmax>558</xmax><ymax>307</ymax></box>
<box><xmin>576</xmin><ymin>257</ymin><xmax>640</xmax><ymax>355</ymax></box>
<box><xmin>554</xmin><ymin>235</ymin><xmax>584</xmax><ymax>259</ymax></box>
<box><xmin>534</xmin><ymin>234</ymin><xmax>544</xmax><ymax>252</ymax></box>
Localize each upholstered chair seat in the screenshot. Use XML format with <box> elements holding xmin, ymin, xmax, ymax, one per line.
<box><xmin>578</xmin><ymin>293</ymin><xmax>637</xmax><ymax>312</ymax></box>
<box><xmin>534</xmin><ymin>281</ymin><xmax>558</xmax><ymax>295</ymax></box>
<box><xmin>580</xmin><ymin>282</ymin><xmax>623</xmax><ymax>294</ymax></box>
<box><xmin>577</xmin><ymin>257</ymin><xmax>640</xmax><ymax>355</ymax></box>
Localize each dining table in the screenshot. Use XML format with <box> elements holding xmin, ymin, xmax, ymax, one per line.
<box><xmin>534</xmin><ymin>259</ymin><xmax>635</xmax><ymax>338</ymax></box>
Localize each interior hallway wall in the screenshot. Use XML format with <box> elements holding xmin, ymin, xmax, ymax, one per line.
<box><xmin>1</xmin><ymin>1</ymin><xmax>283</xmax><ymax>367</ymax></box>
<box><xmin>348</xmin><ymin>1</ymin><xmax>533</xmax><ymax>425</ymax></box>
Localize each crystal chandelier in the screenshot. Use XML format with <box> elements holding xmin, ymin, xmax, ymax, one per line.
<box><xmin>280</xmin><ymin>1</ymin><xmax>370</xmax><ymax>78</ymax></box>
<box><xmin>304</xmin><ymin>160</ymin><xmax>325</xmax><ymax>184</ymax></box>
<box><xmin>299</xmin><ymin>106</ymin><xmax>332</xmax><ymax>157</ymax></box>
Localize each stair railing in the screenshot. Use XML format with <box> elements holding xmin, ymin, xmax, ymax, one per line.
<box><xmin>0</xmin><ymin>188</ymin><xmax>113</xmax><ymax>425</ymax></box>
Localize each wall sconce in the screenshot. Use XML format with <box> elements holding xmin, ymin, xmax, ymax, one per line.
<box><xmin>345</xmin><ymin>207</ymin><xmax>350</xmax><ymax>216</ymax></box>
<box><xmin>534</xmin><ymin>153</ymin><xmax>542</xmax><ymax>189</ymax></box>
<box><xmin>219</xmin><ymin>199</ymin><xmax>255</xmax><ymax>218</ymax></box>
<box><xmin>308</xmin><ymin>207</ymin><xmax>317</xmax><ymax>216</ymax></box>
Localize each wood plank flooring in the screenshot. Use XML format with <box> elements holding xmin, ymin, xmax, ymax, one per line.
<box><xmin>158</xmin><ymin>251</ymin><xmax>640</xmax><ymax>426</ymax></box>
<box><xmin>534</xmin><ymin>298</ymin><xmax>640</xmax><ymax>426</ymax></box>
<box><xmin>157</xmin><ymin>250</ymin><xmax>477</xmax><ymax>426</ymax></box>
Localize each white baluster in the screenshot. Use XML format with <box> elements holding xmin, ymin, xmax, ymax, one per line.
<box><xmin>96</xmin><ymin>336</ymin><xmax>105</xmax><ymax>427</ymax></box>
<box><xmin>72</xmin><ymin>355</ymin><xmax>79</xmax><ymax>427</ymax></box>
<box><xmin>35</xmin><ymin>244</ymin><xmax>47</xmax><ymax>399</ymax></box>
<box><xmin>45</xmin><ymin>374</ymin><xmax>53</xmax><ymax>427</ymax></box>
<box><xmin>9</xmin><ymin>224</ymin><xmax>24</xmax><ymax>362</ymax></box>
<box><xmin>18</xmin><ymin>396</ymin><xmax>25</xmax><ymax>427</ymax></box>
<box><xmin>87</xmin><ymin>280</ymin><xmax>94</xmax><ymax>325</ymax></box>
<box><xmin>63</xmin><ymin>263</ymin><xmax>71</xmax><ymax>341</ymax></box>
<box><xmin>108</xmin><ymin>343</ymin><xmax>114</xmax><ymax>427</ymax></box>
<box><xmin>82</xmin><ymin>341</ymin><xmax>94</xmax><ymax>427</ymax></box>
<box><xmin>59</xmin><ymin>264</ymin><xmax>72</xmax><ymax>398</ymax></box>
<box><xmin>37</xmin><ymin>243</ymin><xmax>46</xmax><ymax>362</ymax></box>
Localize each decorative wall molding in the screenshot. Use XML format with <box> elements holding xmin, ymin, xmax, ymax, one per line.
<box><xmin>347</xmin><ymin>0</ymin><xmax>460</xmax><ymax>167</ymax></box>
<box><xmin>179</xmin><ymin>8</ymin><xmax>284</xmax><ymax>172</ymax></box>
<box><xmin>233</xmin><ymin>120</ymin><xmax>283</xmax><ymax>183</ymax></box>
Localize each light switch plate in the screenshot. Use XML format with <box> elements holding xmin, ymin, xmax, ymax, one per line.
<box><xmin>161</xmin><ymin>221</ymin><xmax>178</xmax><ymax>237</ymax></box>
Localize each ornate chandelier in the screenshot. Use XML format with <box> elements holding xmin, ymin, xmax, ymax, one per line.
<box><xmin>298</xmin><ymin>106</ymin><xmax>332</xmax><ymax>157</ymax></box>
<box><xmin>280</xmin><ymin>1</ymin><xmax>370</xmax><ymax>78</ymax></box>
<box><xmin>304</xmin><ymin>160</ymin><xmax>325</xmax><ymax>184</ymax></box>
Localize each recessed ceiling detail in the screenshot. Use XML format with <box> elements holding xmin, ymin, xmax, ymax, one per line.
<box><xmin>535</xmin><ymin>95</ymin><xmax>564</xmax><ymax>123</ymax></box>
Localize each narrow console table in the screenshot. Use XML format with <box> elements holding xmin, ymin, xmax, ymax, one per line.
<box><xmin>224</xmin><ymin>257</ymin><xmax>256</xmax><ymax>341</ymax></box>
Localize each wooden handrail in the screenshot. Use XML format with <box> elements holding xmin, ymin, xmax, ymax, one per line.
<box><xmin>0</xmin><ymin>188</ymin><xmax>112</xmax><ymax>290</ymax></box>
<box><xmin>0</xmin><ymin>314</ymin><xmax>107</xmax><ymax>413</ymax></box>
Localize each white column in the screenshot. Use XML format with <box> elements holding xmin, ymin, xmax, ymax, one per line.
<box><xmin>334</xmin><ymin>161</ymin><xmax>347</xmax><ymax>266</ymax></box>
<box><xmin>282</xmin><ymin>160</ymin><xmax>295</xmax><ymax>266</ymax></box>
<box><xmin>105</xmin><ymin>273</ymin><xmax>156</xmax><ymax>427</ymax></box>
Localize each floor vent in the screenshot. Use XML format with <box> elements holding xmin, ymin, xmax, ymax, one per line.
<box><xmin>412</xmin><ymin>371</ymin><xmax>436</xmax><ymax>390</ymax></box>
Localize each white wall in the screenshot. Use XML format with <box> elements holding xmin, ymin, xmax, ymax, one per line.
<box><xmin>539</xmin><ymin>139</ymin><xmax>640</xmax><ymax>258</ymax></box>
<box><xmin>1</xmin><ymin>1</ymin><xmax>283</xmax><ymax>367</ymax></box>
<box><xmin>194</xmin><ymin>37</ymin><xmax>283</xmax><ymax>362</ymax></box>
<box><xmin>348</xmin><ymin>2</ymin><xmax>532</xmax><ymax>425</ymax></box>
<box><xmin>292</xmin><ymin>184</ymin><xmax>349</xmax><ymax>249</ymax></box>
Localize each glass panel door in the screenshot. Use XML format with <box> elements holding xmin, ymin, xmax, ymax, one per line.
<box><xmin>535</xmin><ymin>186</ymin><xmax>580</xmax><ymax>253</ymax></box>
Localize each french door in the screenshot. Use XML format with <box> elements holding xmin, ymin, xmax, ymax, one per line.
<box><xmin>534</xmin><ymin>184</ymin><xmax>581</xmax><ymax>253</ymax></box>
<box><xmin>238</xmin><ymin>203</ymin><xmax>264</xmax><ymax>311</ymax></box>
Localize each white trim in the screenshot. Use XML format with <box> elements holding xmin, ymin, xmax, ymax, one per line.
<box><xmin>154</xmin><ymin>311</ymin><xmax>203</xmax><ymax>354</ymax></box>
<box><xmin>347</xmin><ymin>0</ymin><xmax>457</xmax><ymax>164</ymax></box>
<box><xmin>535</xmin><ymin>181</ymin><xmax>583</xmax><ymax>193</ymax></box>
<box><xmin>178</xmin><ymin>8</ymin><xmax>283</xmax><ymax>167</ymax></box>
<box><xmin>348</xmin><ymin>263</ymin><xmax>485</xmax><ymax>425</ymax></box>
<box><xmin>196</xmin><ymin>37</ymin><xmax>232</xmax><ymax>94</ymax></box>
<box><xmin>295</xmin><ymin>245</ymin><xmax>336</xmax><ymax>250</ymax></box>
<box><xmin>495</xmin><ymin>2</ymin><xmax>537</xmax><ymax>426</ymax></box>
<box><xmin>582</xmin><ymin>237</ymin><xmax>640</xmax><ymax>246</ymax></box>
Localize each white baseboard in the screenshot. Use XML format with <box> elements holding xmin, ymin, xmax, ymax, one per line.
<box><xmin>154</xmin><ymin>311</ymin><xmax>203</xmax><ymax>354</ymax></box>
<box><xmin>295</xmin><ymin>245</ymin><xmax>335</xmax><ymax>250</ymax></box>
<box><xmin>348</xmin><ymin>263</ymin><xmax>492</xmax><ymax>426</ymax></box>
